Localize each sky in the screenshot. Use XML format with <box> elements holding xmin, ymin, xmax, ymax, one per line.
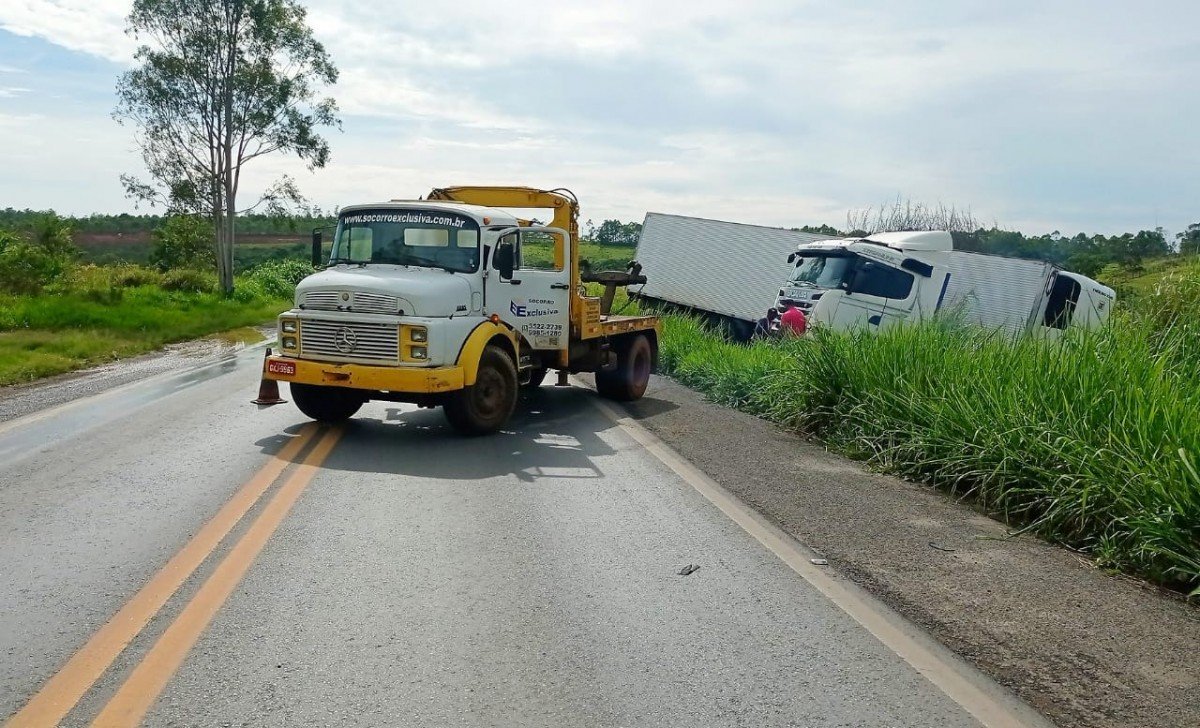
<box><xmin>0</xmin><ymin>0</ymin><xmax>1197</xmax><ymax>237</ymax></box>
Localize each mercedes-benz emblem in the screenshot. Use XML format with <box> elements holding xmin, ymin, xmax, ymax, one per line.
<box><xmin>334</xmin><ymin>326</ymin><xmax>358</xmax><ymax>353</ymax></box>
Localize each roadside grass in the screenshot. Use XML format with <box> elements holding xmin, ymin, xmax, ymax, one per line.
<box><xmin>656</xmin><ymin>302</ymin><xmax>1200</xmax><ymax>596</ymax></box>
<box><xmin>0</xmin><ymin>264</ymin><xmax>293</xmax><ymax>386</ymax></box>
<box><xmin>523</xmin><ymin>242</ymin><xmax>635</xmax><ymax>273</ymax></box>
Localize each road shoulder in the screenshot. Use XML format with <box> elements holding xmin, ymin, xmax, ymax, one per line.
<box><xmin>0</xmin><ymin>327</ymin><xmax>271</xmax><ymax>424</ymax></box>
<box><xmin>616</xmin><ymin>374</ymin><xmax>1199</xmax><ymax>728</ymax></box>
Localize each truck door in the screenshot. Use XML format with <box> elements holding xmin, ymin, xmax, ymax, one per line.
<box><xmin>831</xmin><ymin>258</ymin><xmax>918</xmax><ymax>331</ymax></box>
<box><xmin>492</xmin><ymin>227</ymin><xmax>571</xmax><ymax>351</ymax></box>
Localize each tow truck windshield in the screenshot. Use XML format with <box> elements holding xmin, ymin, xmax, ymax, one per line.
<box><xmin>788</xmin><ymin>254</ymin><xmax>852</xmax><ymax>288</ymax></box>
<box><xmin>330</xmin><ymin>209</ymin><xmax>482</xmax><ymax>273</ymax></box>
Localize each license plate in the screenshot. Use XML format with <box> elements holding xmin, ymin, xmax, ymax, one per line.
<box><xmin>267</xmin><ymin>359</ymin><xmax>296</xmax><ymax>376</ymax></box>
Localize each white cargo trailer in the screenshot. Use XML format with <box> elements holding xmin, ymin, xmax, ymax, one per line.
<box><xmin>634</xmin><ymin>212</ymin><xmax>834</xmax><ymax>339</ymax></box>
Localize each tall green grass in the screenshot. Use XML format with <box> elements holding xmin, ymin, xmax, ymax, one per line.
<box><xmin>0</xmin><ymin>264</ymin><xmax>293</xmax><ymax>385</ymax></box>
<box><xmin>658</xmin><ymin>313</ymin><xmax>1200</xmax><ymax>595</ymax></box>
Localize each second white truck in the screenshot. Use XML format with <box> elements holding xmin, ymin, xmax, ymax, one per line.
<box><xmin>771</xmin><ymin>231</ymin><xmax>1115</xmax><ymax>337</ymax></box>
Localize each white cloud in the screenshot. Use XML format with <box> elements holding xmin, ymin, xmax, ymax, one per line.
<box><xmin>0</xmin><ymin>1</ymin><xmax>132</xmax><ymax>63</ymax></box>
<box><xmin>0</xmin><ymin>1</ymin><xmax>1197</xmax><ymax>234</ymax></box>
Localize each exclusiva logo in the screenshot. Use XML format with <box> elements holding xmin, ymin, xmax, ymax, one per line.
<box><xmin>510</xmin><ymin>300</ymin><xmax>559</xmax><ymax>318</ymax></box>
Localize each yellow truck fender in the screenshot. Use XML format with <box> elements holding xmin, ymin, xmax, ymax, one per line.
<box><xmin>455</xmin><ymin>322</ymin><xmax>518</xmax><ymax>386</ymax></box>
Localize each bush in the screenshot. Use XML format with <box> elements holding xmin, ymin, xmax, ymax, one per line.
<box><xmin>161</xmin><ymin>269</ymin><xmax>215</xmax><ymax>293</ymax></box>
<box><xmin>150</xmin><ymin>216</ymin><xmax>216</xmax><ymax>272</ymax></box>
<box><xmin>244</xmin><ymin>259</ymin><xmax>313</xmax><ymax>299</ymax></box>
<box><xmin>111</xmin><ymin>264</ymin><xmax>164</xmax><ymax>288</ymax></box>
<box><xmin>0</xmin><ymin>230</ymin><xmax>71</xmax><ymax>294</ymax></box>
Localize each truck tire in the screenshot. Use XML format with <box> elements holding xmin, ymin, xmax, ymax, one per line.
<box><xmin>596</xmin><ymin>334</ymin><xmax>653</xmax><ymax>401</ymax></box>
<box><xmin>290</xmin><ymin>382</ymin><xmax>364</xmax><ymax>423</ymax></box>
<box><xmin>444</xmin><ymin>345</ymin><xmax>518</xmax><ymax>435</ymax></box>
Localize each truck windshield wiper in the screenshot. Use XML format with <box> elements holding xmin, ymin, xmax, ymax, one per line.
<box><xmin>329</xmin><ymin>257</ymin><xmax>370</xmax><ymax>266</ymax></box>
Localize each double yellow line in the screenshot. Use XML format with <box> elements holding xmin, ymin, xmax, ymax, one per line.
<box><xmin>7</xmin><ymin>424</ymin><xmax>343</xmax><ymax>728</ymax></box>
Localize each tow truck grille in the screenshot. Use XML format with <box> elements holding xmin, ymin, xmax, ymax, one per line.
<box><xmin>300</xmin><ymin>319</ymin><xmax>399</xmax><ymax>363</ymax></box>
<box><xmin>353</xmin><ymin>292</ymin><xmax>400</xmax><ymax>314</ymax></box>
<box><xmin>301</xmin><ymin>290</ymin><xmax>400</xmax><ymax>314</ymax></box>
<box><xmin>301</xmin><ymin>291</ymin><xmax>341</xmax><ymax>310</ymax></box>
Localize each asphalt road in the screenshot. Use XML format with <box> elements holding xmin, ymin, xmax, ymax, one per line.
<box><xmin>0</xmin><ymin>349</ymin><xmax>1045</xmax><ymax>727</ymax></box>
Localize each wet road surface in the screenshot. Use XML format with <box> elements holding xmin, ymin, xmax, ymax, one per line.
<box><xmin>0</xmin><ymin>352</ymin><xmax>1045</xmax><ymax>727</ymax></box>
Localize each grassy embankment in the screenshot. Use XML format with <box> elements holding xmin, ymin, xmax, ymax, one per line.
<box><xmin>0</xmin><ymin>262</ymin><xmax>307</xmax><ymax>386</ymax></box>
<box><xmin>650</xmin><ymin>259</ymin><xmax>1200</xmax><ymax>596</ymax></box>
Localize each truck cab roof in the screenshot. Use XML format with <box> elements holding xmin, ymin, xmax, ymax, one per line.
<box><xmin>794</xmin><ymin>231</ymin><xmax>954</xmax><ymax>254</ymax></box>
<box><xmin>340</xmin><ymin>200</ymin><xmax>520</xmax><ymax>227</ymax></box>
<box><xmin>861</xmin><ymin>230</ymin><xmax>953</xmax><ymax>251</ymax></box>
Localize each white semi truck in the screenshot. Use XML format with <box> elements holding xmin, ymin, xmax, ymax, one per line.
<box><xmin>633</xmin><ymin>212</ymin><xmax>835</xmax><ymax>340</ymax></box>
<box><xmin>770</xmin><ymin>231</ymin><xmax>1116</xmax><ymax>337</ymax></box>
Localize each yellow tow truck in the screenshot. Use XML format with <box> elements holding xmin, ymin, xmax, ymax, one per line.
<box><xmin>262</xmin><ymin>186</ymin><xmax>660</xmax><ymax>434</ymax></box>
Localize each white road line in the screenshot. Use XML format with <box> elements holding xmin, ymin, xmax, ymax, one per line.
<box><xmin>590</xmin><ymin>395</ymin><xmax>1053</xmax><ymax>728</ymax></box>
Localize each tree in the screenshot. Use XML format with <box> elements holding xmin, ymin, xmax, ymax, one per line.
<box><xmin>846</xmin><ymin>198</ymin><xmax>980</xmax><ymax>234</ymax></box>
<box><xmin>115</xmin><ymin>0</ymin><xmax>339</xmax><ymax>294</ymax></box>
<box><xmin>150</xmin><ymin>215</ymin><xmax>217</xmax><ymax>271</ymax></box>
<box><xmin>796</xmin><ymin>224</ymin><xmax>842</xmax><ymax>236</ymax></box>
<box><xmin>28</xmin><ymin>212</ymin><xmax>78</xmax><ymax>258</ymax></box>
<box><xmin>1177</xmin><ymin>223</ymin><xmax>1200</xmax><ymax>256</ymax></box>
<box><xmin>593</xmin><ymin>219</ymin><xmax>642</xmax><ymax>247</ymax></box>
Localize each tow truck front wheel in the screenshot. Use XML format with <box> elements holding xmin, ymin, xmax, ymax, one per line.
<box><xmin>444</xmin><ymin>345</ymin><xmax>518</xmax><ymax>435</ymax></box>
<box><xmin>596</xmin><ymin>334</ymin><xmax>653</xmax><ymax>401</ymax></box>
<box><xmin>290</xmin><ymin>382</ymin><xmax>365</xmax><ymax>423</ymax></box>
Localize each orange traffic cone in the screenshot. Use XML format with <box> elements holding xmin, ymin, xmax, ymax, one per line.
<box><xmin>252</xmin><ymin>348</ymin><xmax>288</xmax><ymax>406</ymax></box>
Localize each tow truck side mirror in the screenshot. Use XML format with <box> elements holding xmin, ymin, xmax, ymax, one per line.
<box><xmin>495</xmin><ymin>241</ymin><xmax>515</xmax><ymax>280</ymax></box>
<box><xmin>787</xmin><ymin>252</ymin><xmax>797</xmax><ymax>264</ymax></box>
<box><xmin>311</xmin><ymin>230</ymin><xmax>323</xmax><ymax>267</ymax></box>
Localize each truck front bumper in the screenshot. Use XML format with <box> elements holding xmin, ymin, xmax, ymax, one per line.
<box><xmin>263</xmin><ymin>355</ymin><xmax>464</xmax><ymax>394</ymax></box>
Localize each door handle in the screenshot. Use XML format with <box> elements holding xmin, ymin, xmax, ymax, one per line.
<box><xmin>550</xmin><ymin>283</ymin><xmax>569</xmax><ymax>290</ymax></box>
<box><xmin>508</xmin><ymin>279</ymin><xmax>521</xmax><ymax>285</ymax></box>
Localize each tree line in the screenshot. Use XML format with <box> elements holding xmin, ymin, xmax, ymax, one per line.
<box><xmin>0</xmin><ymin>208</ymin><xmax>335</xmax><ymax>236</ymax></box>
<box><xmin>798</xmin><ymin>222</ymin><xmax>1198</xmax><ymax>276</ymax></box>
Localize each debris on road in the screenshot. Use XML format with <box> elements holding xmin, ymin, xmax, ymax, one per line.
<box><xmin>677</xmin><ymin>564</ymin><xmax>700</xmax><ymax>576</ymax></box>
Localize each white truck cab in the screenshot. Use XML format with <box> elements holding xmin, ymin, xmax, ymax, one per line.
<box><xmin>770</xmin><ymin>230</ymin><xmax>1115</xmax><ymax>337</ymax></box>
<box><xmin>770</xmin><ymin>231</ymin><xmax>954</xmax><ymax>329</ymax></box>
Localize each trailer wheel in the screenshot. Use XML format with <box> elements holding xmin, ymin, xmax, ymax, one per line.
<box><xmin>290</xmin><ymin>382</ymin><xmax>364</xmax><ymax>423</ymax></box>
<box><xmin>596</xmin><ymin>334</ymin><xmax>653</xmax><ymax>401</ymax></box>
<box><xmin>444</xmin><ymin>345</ymin><xmax>518</xmax><ymax>435</ymax></box>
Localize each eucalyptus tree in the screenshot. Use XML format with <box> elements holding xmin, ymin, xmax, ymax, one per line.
<box><xmin>116</xmin><ymin>0</ymin><xmax>339</xmax><ymax>293</ymax></box>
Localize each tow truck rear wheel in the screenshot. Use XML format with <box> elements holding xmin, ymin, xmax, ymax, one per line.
<box><xmin>596</xmin><ymin>334</ymin><xmax>653</xmax><ymax>401</ymax></box>
<box><xmin>290</xmin><ymin>382</ymin><xmax>364</xmax><ymax>423</ymax></box>
<box><xmin>444</xmin><ymin>345</ymin><xmax>518</xmax><ymax>435</ymax></box>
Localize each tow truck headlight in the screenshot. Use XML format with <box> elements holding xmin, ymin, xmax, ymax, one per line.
<box><xmin>409</xmin><ymin>327</ymin><xmax>427</xmax><ymax>342</ymax></box>
<box><xmin>410</xmin><ymin>346</ymin><xmax>427</xmax><ymax>360</ymax></box>
<box><xmin>281</xmin><ymin>336</ymin><xmax>298</xmax><ymax>350</ymax></box>
<box><xmin>280</xmin><ymin>318</ymin><xmax>298</xmax><ymax>334</ymax></box>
